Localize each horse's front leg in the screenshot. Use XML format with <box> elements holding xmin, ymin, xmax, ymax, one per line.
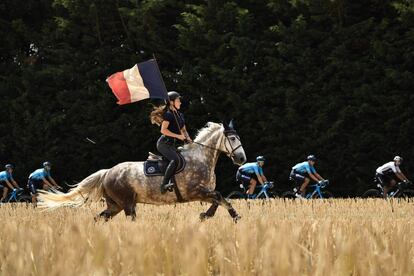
<box><xmin>199</xmin><ymin>188</ymin><xmax>241</xmax><ymax>222</ymax></box>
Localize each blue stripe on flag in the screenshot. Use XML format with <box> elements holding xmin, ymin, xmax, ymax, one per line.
<box><xmin>137</xmin><ymin>59</ymin><xmax>169</xmax><ymax>100</ymax></box>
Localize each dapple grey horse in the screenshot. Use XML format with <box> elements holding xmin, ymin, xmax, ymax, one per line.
<box><xmin>38</xmin><ymin>121</ymin><xmax>246</xmax><ymax>221</ymax></box>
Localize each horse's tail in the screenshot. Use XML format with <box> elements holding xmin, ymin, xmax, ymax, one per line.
<box><xmin>38</xmin><ymin>169</ymin><xmax>108</xmax><ymax>209</ymax></box>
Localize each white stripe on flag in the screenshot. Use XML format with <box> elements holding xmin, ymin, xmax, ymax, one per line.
<box><xmin>124</xmin><ymin>64</ymin><xmax>150</xmax><ymax>102</ymax></box>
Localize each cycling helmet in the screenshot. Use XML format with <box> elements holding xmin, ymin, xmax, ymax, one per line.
<box><xmin>5</xmin><ymin>164</ymin><xmax>13</xmax><ymax>170</ymax></box>
<box><xmin>43</xmin><ymin>161</ymin><xmax>52</xmax><ymax>168</ymax></box>
<box><xmin>168</xmin><ymin>91</ymin><xmax>181</xmax><ymax>101</ymax></box>
<box><xmin>394</xmin><ymin>156</ymin><xmax>403</xmax><ymax>162</ymax></box>
<box><xmin>307</xmin><ymin>155</ymin><xmax>317</xmax><ymax>161</ymax></box>
<box><xmin>256</xmin><ymin>156</ymin><xmax>266</xmax><ymax>162</ymax></box>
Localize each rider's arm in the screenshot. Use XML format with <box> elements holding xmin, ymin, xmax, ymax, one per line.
<box><xmin>42</xmin><ymin>177</ymin><xmax>53</xmax><ymax>188</ymax></box>
<box><xmin>11</xmin><ymin>179</ymin><xmax>19</xmax><ymax>188</ymax></box>
<box><xmin>314</xmin><ymin>172</ymin><xmax>324</xmax><ymax>181</ymax></box>
<box><xmin>161</xmin><ymin>121</ymin><xmax>185</xmax><ymax>140</ymax></box>
<box><xmin>4</xmin><ymin>180</ymin><xmax>14</xmax><ymax>189</ymax></box>
<box><xmin>47</xmin><ymin>176</ymin><xmax>59</xmax><ymax>187</ymax></box>
<box><xmin>181</xmin><ymin>126</ymin><xmax>192</xmax><ymax>142</ymax></box>
<box><xmin>255</xmin><ymin>167</ymin><xmax>265</xmax><ymax>185</ymax></box>
<box><xmin>396</xmin><ymin>172</ymin><xmax>409</xmax><ymax>181</ymax></box>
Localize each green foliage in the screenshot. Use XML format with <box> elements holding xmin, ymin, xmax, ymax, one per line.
<box><xmin>1</xmin><ymin>0</ymin><xmax>413</xmax><ymax>196</ymax></box>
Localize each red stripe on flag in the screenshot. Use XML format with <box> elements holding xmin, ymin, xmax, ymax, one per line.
<box><xmin>106</xmin><ymin>71</ymin><xmax>131</xmax><ymax>105</ymax></box>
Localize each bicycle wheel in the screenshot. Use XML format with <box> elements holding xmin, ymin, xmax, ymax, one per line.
<box><xmin>399</xmin><ymin>189</ymin><xmax>414</xmax><ymax>199</ymax></box>
<box><xmin>17</xmin><ymin>195</ymin><xmax>32</xmax><ymax>203</ymax></box>
<box><xmin>281</xmin><ymin>191</ymin><xmax>296</xmax><ymax>199</ymax></box>
<box><xmin>362</xmin><ymin>189</ymin><xmax>382</xmax><ymax>198</ymax></box>
<box><xmin>226</xmin><ymin>191</ymin><xmax>246</xmax><ymax>200</ymax></box>
<box><xmin>312</xmin><ymin>191</ymin><xmax>334</xmax><ymax>199</ymax></box>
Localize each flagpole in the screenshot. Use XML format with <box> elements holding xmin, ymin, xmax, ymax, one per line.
<box><xmin>152</xmin><ymin>54</ymin><xmax>188</xmax><ymax>142</ymax></box>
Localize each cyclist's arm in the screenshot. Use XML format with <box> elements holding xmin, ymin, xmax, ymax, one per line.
<box><xmin>42</xmin><ymin>177</ymin><xmax>53</xmax><ymax>188</ymax></box>
<box><xmin>47</xmin><ymin>176</ymin><xmax>59</xmax><ymax>187</ymax></box>
<box><xmin>254</xmin><ymin>167</ymin><xmax>265</xmax><ymax>185</ymax></box>
<box><xmin>261</xmin><ymin>175</ymin><xmax>268</xmax><ymax>182</ymax></box>
<box><xmin>307</xmin><ymin>172</ymin><xmax>320</xmax><ymax>182</ymax></box>
<box><xmin>396</xmin><ymin>172</ymin><xmax>409</xmax><ymax>181</ymax></box>
<box><xmin>314</xmin><ymin>172</ymin><xmax>324</xmax><ymax>181</ymax></box>
<box><xmin>4</xmin><ymin>180</ymin><xmax>14</xmax><ymax>189</ymax></box>
<box><xmin>11</xmin><ymin>179</ymin><xmax>19</xmax><ymax>188</ymax></box>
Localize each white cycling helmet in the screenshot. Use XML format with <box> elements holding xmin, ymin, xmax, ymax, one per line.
<box><xmin>394</xmin><ymin>156</ymin><xmax>403</xmax><ymax>162</ymax></box>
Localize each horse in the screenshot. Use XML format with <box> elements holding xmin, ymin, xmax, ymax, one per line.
<box><xmin>38</xmin><ymin>121</ymin><xmax>247</xmax><ymax>221</ymax></box>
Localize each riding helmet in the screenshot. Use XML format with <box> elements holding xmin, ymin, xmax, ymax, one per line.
<box><xmin>168</xmin><ymin>91</ymin><xmax>181</xmax><ymax>101</ymax></box>
<box><xmin>43</xmin><ymin>161</ymin><xmax>52</xmax><ymax>167</ymax></box>
<box><xmin>307</xmin><ymin>155</ymin><xmax>317</xmax><ymax>161</ymax></box>
<box><xmin>5</xmin><ymin>164</ymin><xmax>13</xmax><ymax>170</ymax></box>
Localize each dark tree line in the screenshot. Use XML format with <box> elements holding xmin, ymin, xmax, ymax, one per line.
<box><xmin>1</xmin><ymin>0</ymin><xmax>413</xmax><ymax>196</ymax></box>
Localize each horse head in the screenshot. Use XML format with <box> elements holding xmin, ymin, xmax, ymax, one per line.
<box><xmin>222</xmin><ymin>119</ymin><xmax>246</xmax><ymax>166</ymax></box>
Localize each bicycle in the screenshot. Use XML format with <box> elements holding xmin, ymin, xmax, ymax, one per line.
<box><xmin>282</xmin><ymin>179</ymin><xmax>333</xmax><ymax>199</ymax></box>
<box><xmin>3</xmin><ymin>188</ymin><xmax>32</xmax><ymax>203</ymax></box>
<box><xmin>226</xmin><ymin>181</ymin><xmax>276</xmax><ymax>200</ymax></box>
<box><xmin>362</xmin><ymin>179</ymin><xmax>414</xmax><ymax>198</ymax></box>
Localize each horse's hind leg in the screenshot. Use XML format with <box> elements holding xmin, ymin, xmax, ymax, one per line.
<box><xmin>123</xmin><ymin>204</ymin><xmax>137</xmax><ymax>221</ymax></box>
<box><xmin>200</xmin><ymin>202</ymin><xmax>219</xmax><ymax>221</ymax></box>
<box><xmin>94</xmin><ymin>196</ymin><xmax>122</xmax><ymax>222</ymax></box>
<box><xmin>199</xmin><ymin>189</ymin><xmax>241</xmax><ymax>222</ymax></box>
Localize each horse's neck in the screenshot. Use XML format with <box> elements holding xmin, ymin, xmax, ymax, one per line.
<box><xmin>191</xmin><ymin>129</ymin><xmax>224</xmax><ymax>169</ymax></box>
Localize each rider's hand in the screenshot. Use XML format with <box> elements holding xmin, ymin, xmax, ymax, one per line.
<box><xmin>185</xmin><ymin>136</ymin><xmax>193</xmax><ymax>143</ymax></box>
<box><xmin>177</xmin><ymin>134</ymin><xmax>186</xmax><ymax>141</ymax></box>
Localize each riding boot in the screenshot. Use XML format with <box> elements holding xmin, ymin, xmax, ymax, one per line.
<box><xmin>161</xmin><ymin>160</ymin><xmax>177</xmax><ymax>194</ymax></box>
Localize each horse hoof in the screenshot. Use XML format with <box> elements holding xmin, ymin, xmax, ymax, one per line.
<box><xmin>199</xmin><ymin>212</ymin><xmax>210</xmax><ymax>221</ymax></box>
<box><xmin>233</xmin><ymin>215</ymin><xmax>241</xmax><ymax>223</ymax></box>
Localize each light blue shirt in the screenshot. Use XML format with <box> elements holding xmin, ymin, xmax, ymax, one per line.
<box><xmin>0</xmin><ymin>171</ymin><xmax>13</xmax><ymax>182</ymax></box>
<box><xmin>292</xmin><ymin>161</ymin><xmax>316</xmax><ymax>175</ymax></box>
<box><xmin>29</xmin><ymin>168</ymin><xmax>51</xmax><ymax>180</ymax></box>
<box><xmin>239</xmin><ymin>162</ymin><xmax>264</xmax><ymax>176</ymax></box>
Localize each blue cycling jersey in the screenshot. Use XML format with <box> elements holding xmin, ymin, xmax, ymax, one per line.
<box><xmin>292</xmin><ymin>161</ymin><xmax>316</xmax><ymax>175</ymax></box>
<box><xmin>238</xmin><ymin>162</ymin><xmax>264</xmax><ymax>176</ymax></box>
<box><xmin>0</xmin><ymin>171</ymin><xmax>13</xmax><ymax>182</ymax></box>
<box><xmin>29</xmin><ymin>168</ymin><xmax>51</xmax><ymax>180</ymax></box>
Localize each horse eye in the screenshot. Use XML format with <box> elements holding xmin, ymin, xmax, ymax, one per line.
<box><xmin>230</xmin><ymin>137</ymin><xmax>236</xmax><ymax>141</ymax></box>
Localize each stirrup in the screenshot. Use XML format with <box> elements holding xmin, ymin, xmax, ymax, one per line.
<box><xmin>161</xmin><ymin>182</ymin><xmax>174</xmax><ymax>194</ymax></box>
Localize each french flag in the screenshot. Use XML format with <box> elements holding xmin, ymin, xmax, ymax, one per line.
<box><xmin>106</xmin><ymin>59</ymin><xmax>168</xmax><ymax>105</ymax></box>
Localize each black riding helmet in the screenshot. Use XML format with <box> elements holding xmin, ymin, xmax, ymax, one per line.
<box><xmin>168</xmin><ymin>91</ymin><xmax>181</xmax><ymax>101</ymax></box>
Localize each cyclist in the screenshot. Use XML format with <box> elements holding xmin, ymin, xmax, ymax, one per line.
<box><xmin>290</xmin><ymin>155</ymin><xmax>326</xmax><ymax>198</ymax></box>
<box><xmin>375</xmin><ymin>156</ymin><xmax>411</xmax><ymax>198</ymax></box>
<box><xmin>236</xmin><ymin>156</ymin><xmax>268</xmax><ymax>198</ymax></box>
<box><xmin>28</xmin><ymin>161</ymin><xmax>61</xmax><ymax>203</ymax></box>
<box><xmin>0</xmin><ymin>164</ymin><xmax>20</xmax><ymax>202</ymax></box>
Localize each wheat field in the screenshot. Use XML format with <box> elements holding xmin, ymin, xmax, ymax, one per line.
<box><xmin>0</xmin><ymin>199</ymin><xmax>413</xmax><ymax>275</ymax></box>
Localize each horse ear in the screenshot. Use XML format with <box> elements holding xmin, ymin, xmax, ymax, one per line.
<box><xmin>222</xmin><ymin>119</ymin><xmax>230</xmax><ymax>130</ymax></box>
<box><xmin>229</xmin><ymin>119</ymin><xmax>234</xmax><ymax>130</ymax></box>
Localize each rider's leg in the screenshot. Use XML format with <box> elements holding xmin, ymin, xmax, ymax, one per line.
<box><xmin>383</xmin><ymin>179</ymin><xmax>397</xmax><ymax>198</ymax></box>
<box><xmin>1</xmin><ymin>187</ymin><xmax>8</xmax><ymax>202</ymax></box>
<box><xmin>28</xmin><ymin>180</ymin><xmax>38</xmax><ymax>205</ymax></box>
<box><xmin>247</xmin><ymin>178</ymin><xmax>257</xmax><ymax>195</ymax></box>
<box><xmin>161</xmin><ymin>159</ymin><xmax>178</xmax><ymax>193</ymax></box>
<box><xmin>157</xmin><ymin>138</ymin><xmax>180</xmax><ymax>193</ymax></box>
<box><xmin>299</xmin><ymin>178</ymin><xmax>310</xmax><ymax>195</ymax></box>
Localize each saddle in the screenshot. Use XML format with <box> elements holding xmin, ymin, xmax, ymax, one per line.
<box><xmin>143</xmin><ymin>152</ymin><xmax>186</xmax><ymax>176</ymax></box>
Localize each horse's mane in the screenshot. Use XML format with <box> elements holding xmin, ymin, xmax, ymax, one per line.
<box><xmin>194</xmin><ymin>122</ymin><xmax>223</xmax><ymax>143</ymax></box>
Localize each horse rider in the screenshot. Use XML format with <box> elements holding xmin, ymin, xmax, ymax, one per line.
<box><xmin>236</xmin><ymin>156</ymin><xmax>268</xmax><ymax>198</ymax></box>
<box><xmin>375</xmin><ymin>156</ymin><xmax>411</xmax><ymax>198</ymax></box>
<box><xmin>290</xmin><ymin>155</ymin><xmax>326</xmax><ymax>198</ymax></box>
<box><xmin>150</xmin><ymin>91</ymin><xmax>192</xmax><ymax>193</ymax></box>
<box><xmin>28</xmin><ymin>161</ymin><xmax>61</xmax><ymax>203</ymax></box>
<box><xmin>0</xmin><ymin>164</ymin><xmax>20</xmax><ymax>202</ymax></box>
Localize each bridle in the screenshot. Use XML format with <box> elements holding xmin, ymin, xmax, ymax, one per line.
<box><xmin>192</xmin><ymin>129</ymin><xmax>242</xmax><ymax>159</ymax></box>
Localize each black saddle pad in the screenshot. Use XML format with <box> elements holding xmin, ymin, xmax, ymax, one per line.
<box><xmin>144</xmin><ymin>153</ymin><xmax>186</xmax><ymax>176</ymax></box>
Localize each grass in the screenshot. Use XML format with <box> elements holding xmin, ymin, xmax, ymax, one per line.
<box><xmin>0</xmin><ymin>199</ymin><xmax>413</xmax><ymax>275</ymax></box>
